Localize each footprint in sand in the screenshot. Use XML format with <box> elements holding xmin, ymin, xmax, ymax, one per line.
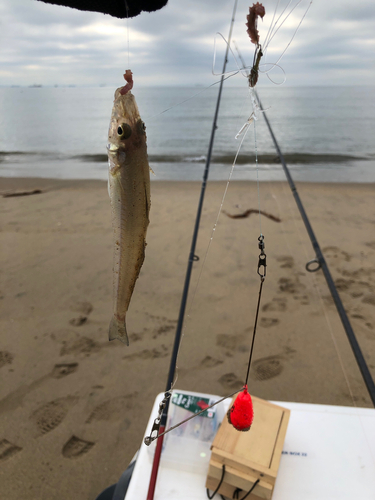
<box><xmin>276</xmin><ymin>256</ymin><xmax>295</xmax><ymax>269</ymax></box>
<box><xmin>349</xmin><ymin>312</ymin><xmax>374</xmax><ymax>332</ymax></box>
<box><xmin>335</xmin><ymin>278</ymin><xmax>372</xmax><ymax>298</ymax></box>
<box><xmin>218</xmin><ymin>372</ymin><xmax>243</xmax><ymax>390</ymax></box>
<box><xmin>323</xmin><ymin>246</ymin><xmax>351</xmax><ymax>262</ymax></box>
<box><xmin>50</xmin><ymin>363</ymin><xmax>79</xmax><ymax>379</ymax></box>
<box><xmin>365</xmin><ymin>241</ymin><xmax>375</xmax><ymax>250</ymax></box>
<box><xmin>69</xmin><ymin>316</ymin><xmax>88</xmax><ymax>326</ymax></box>
<box><xmin>60</xmin><ymin>337</ymin><xmax>101</xmax><ymax>357</ymax></box>
<box><xmin>0</xmin><ymin>351</ymin><xmax>14</xmax><ymax>369</ymax></box>
<box><xmin>149</xmin><ymin>316</ymin><xmax>177</xmax><ymax>339</ymax></box>
<box><xmin>128</xmin><ymin>332</ymin><xmax>144</xmax><ymax>342</ymax></box>
<box><xmin>260</xmin><ymin>318</ymin><xmax>279</xmax><ymax>328</ymax></box>
<box><xmin>62</xmin><ymin>436</ymin><xmax>95</xmax><ymax>458</ymax></box>
<box><xmin>262</xmin><ymin>297</ymin><xmax>287</xmax><ymax>312</ymax></box>
<box><xmin>341</xmin><ymin>268</ymin><xmax>375</xmax><ymax>281</ymax></box>
<box><xmin>362</xmin><ymin>294</ymin><xmax>375</xmax><ymax>306</ymax></box>
<box><xmin>251</xmin><ymin>355</ymin><xmax>283</xmax><ymax>381</ymax></box>
<box><xmin>278</xmin><ymin>277</ymin><xmax>306</xmax><ymax>295</ymax></box>
<box><xmin>296</xmin><ymin>294</ymin><xmax>310</xmax><ymax>305</ymax></box>
<box><xmin>200</xmin><ymin>356</ymin><xmax>223</xmax><ymax>369</ymax></box>
<box><xmin>0</xmin><ymin>439</ymin><xmax>22</xmax><ymax>461</ymax></box>
<box><xmin>216</xmin><ymin>333</ymin><xmax>246</xmax><ymax>352</ymax></box>
<box><xmin>152</xmin><ymin>323</ymin><xmax>175</xmax><ymax>339</ymax></box>
<box><xmin>334</xmin><ymin>278</ymin><xmax>355</xmax><ymax>291</ymax></box>
<box><xmin>86</xmin><ymin>393</ymin><xmax>136</xmax><ymax>424</ymax></box>
<box><xmin>71</xmin><ymin>301</ymin><xmax>93</xmax><ymax>315</ymax></box>
<box><xmin>30</xmin><ymin>396</ymin><xmax>78</xmax><ymax>436</ymax></box>
<box><xmin>351</xmin><ymin>313</ymin><xmax>366</xmax><ymax>320</ymax></box>
<box><xmin>123</xmin><ymin>345</ymin><xmax>169</xmax><ymax>360</ymax></box>
<box><xmin>69</xmin><ymin>301</ymin><xmax>93</xmax><ymax>326</ymax></box>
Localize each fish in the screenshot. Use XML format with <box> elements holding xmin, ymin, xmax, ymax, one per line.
<box><xmin>107</xmin><ymin>70</ymin><xmax>151</xmax><ymax>345</ymax></box>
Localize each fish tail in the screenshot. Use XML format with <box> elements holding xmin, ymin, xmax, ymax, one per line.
<box><xmin>109</xmin><ymin>317</ymin><xmax>129</xmax><ymax>346</ymax></box>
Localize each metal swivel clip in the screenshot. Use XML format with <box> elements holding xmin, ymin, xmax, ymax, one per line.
<box><xmin>257</xmin><ymin>234</ymin><xmax>266</xmax><ymax>281</ymax></box>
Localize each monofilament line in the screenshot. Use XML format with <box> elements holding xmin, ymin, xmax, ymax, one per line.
<box><xmin>254</xmin><ymin>118</ymin><xmax>262</xmax><ymax>237</ymax></box>
<box><xmin>175</xmin><ymin>124</ymin><xmax>252</xmax><ymax>365</ymax></box>
<box><xmin>145</xmin><ymin>388</ymin><xmax>243</xmax><ymax>444</ymax></box>
<box><xmin>245</xmin><ymin>278</ymin><xmax>264</xmax><ymax>386</ymax></box>
<box><xmin>146</xmin><ymin>73</ymin><xmax>239</xmax><ymax>120</ymax></box>
<box><xmin>158</xmin><ymin>0</ymin><xmax>240</xmax><ymax>398</ymax></box>
<box><xmin>124</xmin><ymin>0</ymin><xmax>130</xmax><ymax>67</ymax></box>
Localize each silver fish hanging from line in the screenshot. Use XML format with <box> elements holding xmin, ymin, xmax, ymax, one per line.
<box><xmin>107</xmin><ymin>70</ymin><xmax>151</xmax><ymax>346</ymax></box>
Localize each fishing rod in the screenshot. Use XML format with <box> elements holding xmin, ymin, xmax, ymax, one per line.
<box><xmin>256</xmin><ymin>93</ymin><xmax>375</xmax><ymax>408</ymax></box>
<box><xmin>145</xmin><ymin>1</ymin><xmax>239</xmax><ymax>498</ymax></box>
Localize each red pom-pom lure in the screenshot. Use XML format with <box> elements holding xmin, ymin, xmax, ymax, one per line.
<box><xmin>227</xmin><ymin>385</ymin><xmax>254</xmax><ymax>432</ymax></box>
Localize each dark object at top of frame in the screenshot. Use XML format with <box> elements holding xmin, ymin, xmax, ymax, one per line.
<box><xmin>36</xmin><ymin>0</ymin><xmax>168</xmax><ymax>19</ymax></box>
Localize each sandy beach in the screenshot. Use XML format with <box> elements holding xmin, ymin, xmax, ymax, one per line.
<box><xmin>0</xmin><ymin>177</ymin><xmax>374</xmax><ymax>499</ymax></box>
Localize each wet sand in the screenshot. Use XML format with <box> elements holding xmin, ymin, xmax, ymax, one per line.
<box><xmin>0</xmin><ymin>177</ymin><xmax>374</xmax><ymax>499</ymax></box>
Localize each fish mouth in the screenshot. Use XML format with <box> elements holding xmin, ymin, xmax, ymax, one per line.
<box><xmin>107</xmin><ymin>142</ymin><xmax>118</xmax><ymax>155</ymax></box>
<box><xmin>107</xmin><ymin>143</ymin><xmax>127</xmax><ymax>175</ymax></box>
<box><xmin>107</xmin><ymin>142</ymin><xmax>119</xmax><ymax>153</ymax></box>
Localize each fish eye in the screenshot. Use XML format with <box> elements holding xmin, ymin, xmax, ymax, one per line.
<box><xmin>117</xmin><ymin>123</ymin><xmax>132</xmax><ymax>139</ymax></box>
<box><xmin>137</xmin><ymin>119</ymin><xmax>146</xmax><ymax>135</ymax></box>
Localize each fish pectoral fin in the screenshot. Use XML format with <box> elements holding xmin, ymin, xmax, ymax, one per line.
<box><xmin>109</xmin><ymin>317</ymin><xmax>129</xmax><ymax>346</ymax></box>
<box><xmin>144</xmin><ymin>182</ymin><xmax>151</xmax><ymax>221</ymax></box>
<box><xmin>117</xmin><ymin>176</ymin><xmax>126</xmax><ymax>196</ymax></box>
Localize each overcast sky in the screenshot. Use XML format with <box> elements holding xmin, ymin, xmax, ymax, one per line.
<box><xmin>1</xmin><ymin>0</ymin><xmax>375</xmax><ymax>87</ymax></box>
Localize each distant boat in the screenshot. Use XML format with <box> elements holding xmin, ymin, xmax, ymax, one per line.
<box><xmin>29</xmin><ymin>84</ymin><xmax>42</xmax><ymax>88</ymax></box>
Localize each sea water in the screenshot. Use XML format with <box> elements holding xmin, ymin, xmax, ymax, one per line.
<box><xmin>0</xmin><ymin>85</ymin><xmax>374</xmax><ymax>182</ymax></box>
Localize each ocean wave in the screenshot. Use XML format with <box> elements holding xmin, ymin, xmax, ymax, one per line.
<box><xmin>0</xmin><ymin>151</ymin><xmax>370</xmax><ymax>165</ymax></box>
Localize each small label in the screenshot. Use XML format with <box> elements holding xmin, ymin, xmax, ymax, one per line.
<box><xmin>172</xmin><ymin>393</ymin><xmax>215</xmax><ymax>418</ymax></box>
<box><xmin>282</xmin><ymin>451</ymin><xmax>308</xmax><ymax>457</ymax></box>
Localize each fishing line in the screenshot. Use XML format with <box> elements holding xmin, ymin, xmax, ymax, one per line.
<box><xmin>146</xmin><ymin>72</ymin><xmax>240</xmax><ymax>121</ymax></box>
<box><xmin>145</xmin><ymin>2</ymin><xmax>241</xmax><ymax>496</ymax></box>
<box><xmin>257</xmin><ymin>93</ymin><xmax>375</xmax><ymax>406</ymax></box>
<box><xmin>244</xmin><ymin>268</ymin><xmax>265</xmax><ymax>387</ymax></box>
<box><xmin>262</xmin><ymin>0</ymin><xmax>281</xmax><ymax>50</ymax></box>
<box><xmin>272</xmin><ymin>181</ymin><xmax>357</xmax><ymax>400</ymax></box>
<box><xmin>145</xmin><ymin>4</ymin><xmax>274</xmax><ymax>443</ymax></box>
<box><xmin>144</xmin><ymin>388</ymin><xmax>244</xmax><ymax>444</ymax></box>
<box><xmin>273</xmin><ymin>167</ymin><xmax>375</xmax><ymax>469</ymax></box>
<box><xmin>124</xmin><ymin>0</ymin><xmax>130</xmax><ymax>67</ymax></box>
<box><xmin>264</xmin><ymin>0</ymin><xmax>313</xmax><ymax>70</ymax></box>
<box><xmin>254</xmin><ymin>121</ymin><xmax>263</xmax><ymax>236</ymax></box>
<box><xmin>145</xmin><ymin>0</ymin><xmax>314</xmax><ymax>464</ymax></box>
<box><xmin>145</xmin><ymin>68</ymin><xmax>267</xmax><ymax>447</ymax></box>
<box><xmin>232</xmin><ymin>42</ymin><xmax>263</xmax><ymax>237</ymax></box>
<box><xmin>253</xmin><ymin>90</ymin><xmax>375</xmax><ymax>468</ymax></box>
<box><xmin>266</xmin><ymin>155</ymin><xmax>375</xmax><ymax>457</ymax></box>
<box><xmin>169</xmin><ymin>121</ymin><xmax>252</xmax><ymax>372</ymax></box>
<box><xmin>146</xmin><ymin>2</ymin><xmax>312</xmax><ymax>122</ymax></box>
<box><xmin>263</xmin><ymin>0</ymin><xmax>297</xmax><ymax>50</ymax></box>
<box><xmin>143</xmin><ymin>0</ymin><xmax>270</xmax><ymax>445</ymax></box>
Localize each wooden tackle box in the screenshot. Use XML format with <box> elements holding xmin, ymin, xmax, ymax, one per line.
<box><xmin>206</xmin><ymin>396</ymin><xmax>290</xmax><ymax>500</ymax></box>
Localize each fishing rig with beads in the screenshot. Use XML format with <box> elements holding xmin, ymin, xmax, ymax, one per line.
<box><xmin>144</xmin><ymin>1</ymin><xmax>270</xmax><ymax>450</ymax></box>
